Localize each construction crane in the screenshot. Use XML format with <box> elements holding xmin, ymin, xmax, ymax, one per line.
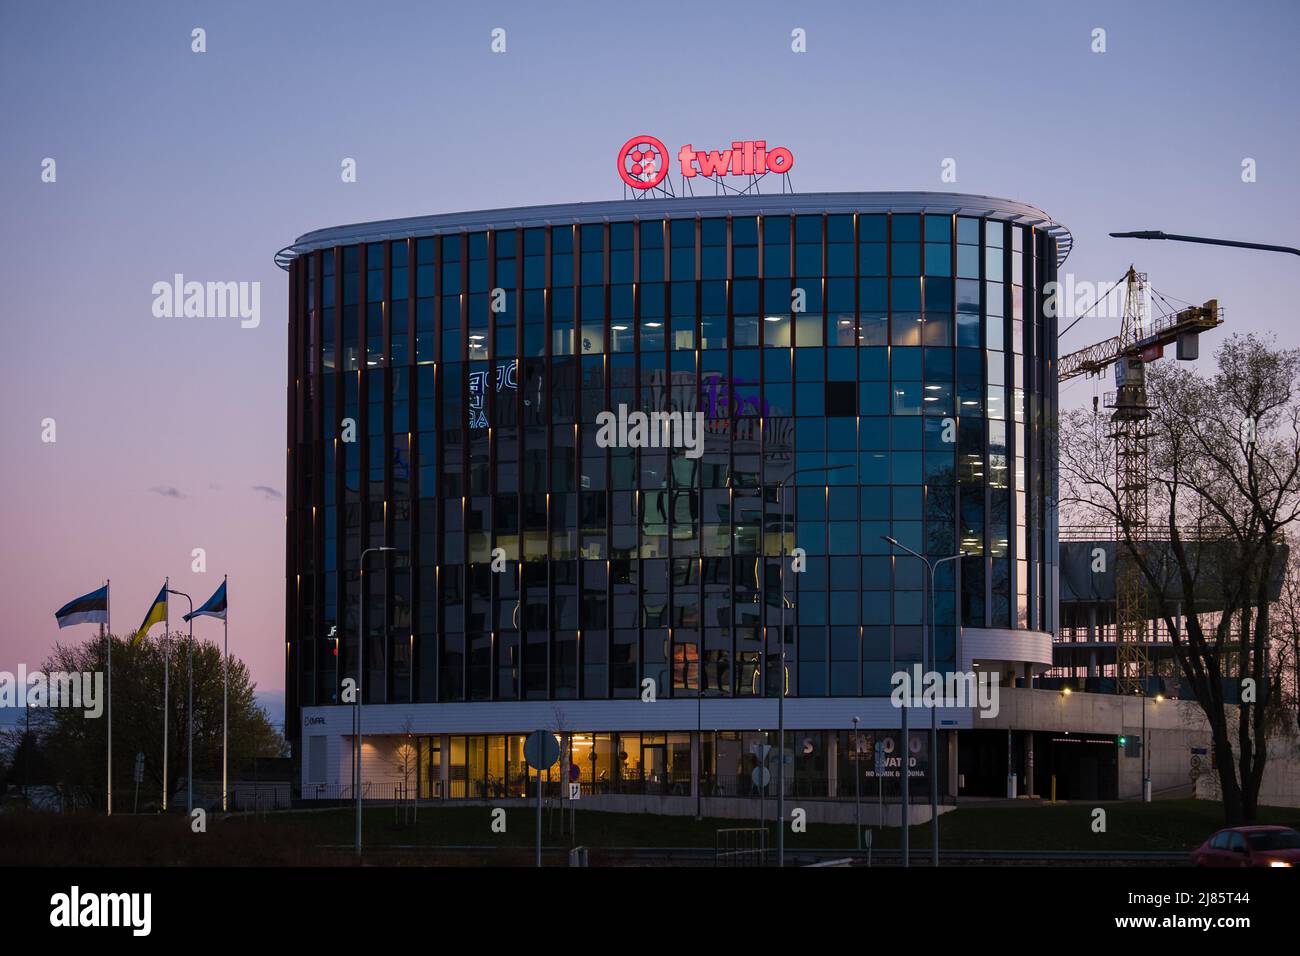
<box><xmin>1058</xmin><ymin>266</ymin><xmax>1223</xmax><ymax>693</ymax></box>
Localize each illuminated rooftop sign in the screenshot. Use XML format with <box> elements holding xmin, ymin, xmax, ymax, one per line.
<box><xmin>678</xmin><ymin>140</ymin><xmax>794</xmax><ymax>180</ymax></box>
<box><xmin>617</xmin><ymin>135</ymin><xmax>795</xmax><ymax>193</ymax></box>
<box><xmin>617</xmin><ymin>135</ymin><xmax>671</xmax><ymax>190</ymax></box>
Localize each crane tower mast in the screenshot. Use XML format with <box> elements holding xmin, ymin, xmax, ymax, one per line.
<box><xmin>1057</xmin><ymin>266</ymin><xmax>1223</xmax><ymax>694</ymax></box>
<box><xmin>1108</xmin><ymin>268</ymin><xmax>1152</xmax><ymax>694</ymax></box>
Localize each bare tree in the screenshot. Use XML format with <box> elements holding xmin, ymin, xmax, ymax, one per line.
<box><xmin>551</xmin><ymin>704</ymin><xmax>574</xmax><ymax>838</ymax></box>
<box><xmin>392</xmin><ymin>716</ymin><xmax>417</xmax><ymax>798</ymax></box>
<box><xmin>1270</xmin><ymin>547</ymin><xmax>1300</xmax><ymax>734</ymax></box>
<box><xmin>1060</xmin><ymin>334</ymin><xmax>1300</xmax><ymax>823</ymax></box>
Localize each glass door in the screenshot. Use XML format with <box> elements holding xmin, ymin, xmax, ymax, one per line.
<box><xmin>418</xmin><ymin>736</ymin><xmax>443</xmax><ymax>799</ymax></box>
<box><xmin>643</xmin><ymin>738</ymin><xmax>668</xmax><ymax>794</ymax></box>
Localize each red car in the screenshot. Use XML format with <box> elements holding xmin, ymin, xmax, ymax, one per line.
<box><xmin>1191</xmin><ymin>825</ymin><xmax>1300</xmax><ymax>867</ymax></box>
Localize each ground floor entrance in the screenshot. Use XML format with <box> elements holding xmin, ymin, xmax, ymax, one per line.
<box><xmin>387</xmin><ymin>729</ymin><xmax>955</xmax><ymax>805</ymax></box>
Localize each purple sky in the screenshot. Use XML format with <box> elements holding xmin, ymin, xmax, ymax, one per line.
<box><xmin>2</xmin><ymin>0</ymin><xmax>1297</xmax><ymax>708</ymax></box>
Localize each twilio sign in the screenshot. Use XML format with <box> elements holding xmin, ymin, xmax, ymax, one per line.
<box><xmin>679</xmin><ymin>140</ymin><xmax>794</xmax><ymax>180</ymax></box>
<box><xmin>617</xmin><ymin>135</ymin><xmax>671</xmax><ymax>190</ymax></box>
<box><xmin>617</xmin><ymin>134</ymin><xmax>795</xmax><ymax>190</ymax></box>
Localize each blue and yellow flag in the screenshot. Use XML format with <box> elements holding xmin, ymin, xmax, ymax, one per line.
<box><xmin>134</xmin><ymin>583</ymin><xmax>168</xmax><ymax>645</ymax></box>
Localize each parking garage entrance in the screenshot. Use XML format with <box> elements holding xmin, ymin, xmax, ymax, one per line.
<box><xmin>958</xmin><ymin>730</ymin><xmax>1118</xmax><ymax>800</ymax></box>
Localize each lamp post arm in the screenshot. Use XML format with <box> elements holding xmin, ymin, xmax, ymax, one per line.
<box><xmin>1109</xmin><ymin>230</ymin><xmax>1300</xmax><ymax>257</ymax></box>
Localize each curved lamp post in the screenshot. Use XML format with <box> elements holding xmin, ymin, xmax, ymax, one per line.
<box><xmin>884</xmin><ymin>536</ymin><xmax>963</xmax><ymax>867</ymax></box>
<box><xmin>355</xmin><ymin>545</ymin><xmax>396</xmax><ymax>858</ymax></box>
<box><xmin>167</xmin><ymin>588</ymin><xmax>194</xmax><ymax>815</ymax></box>
<box><xmin>775</xmin><ymin>463</ymin><xmax>850</xmax><ymax>867</ymax></box>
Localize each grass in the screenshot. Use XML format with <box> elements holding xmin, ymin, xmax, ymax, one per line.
<box><xmin>5</xmin><ymin>799</ymin><xmax>1299</xmax><ymax>865</ymax></box>
<box><xmin>932</xmin><ymin>800</ymin><xmax>1300</xmax><ymax>852</ymax></box>
<box><xmin>0</xmin><ymin>810</ymin><xmax>337</xmax><ymax>866</ymax></box>
<box><xmin>233</xmin><ymin>798</ymin><xmax>1300</xmax><ymax>855</ymax></box>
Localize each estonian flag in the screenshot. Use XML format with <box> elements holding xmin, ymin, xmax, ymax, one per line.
<box><xmin>184</xmin><ymin>580</ymin><xmax>227</xmax><ymax>622</ymax></box>
<box><xmin>135</xmin><ymin>584</ymin><xmax>168</xmax><ymax>645</ymax></box>
<box><xmin>54</xmin><ymin>585</ymin><xmax>109</xmax><ymax>628</ymax></box>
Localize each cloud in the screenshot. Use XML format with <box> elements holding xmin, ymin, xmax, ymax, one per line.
<box><xmin>252</xmin><ymin>485</ymin><xmax>282</xmax><ymax>500</ymax></box>
<box><xmin>150</xmin><ymin>485</ymin><xmax>184</xmax><ymax>499</ymax></box>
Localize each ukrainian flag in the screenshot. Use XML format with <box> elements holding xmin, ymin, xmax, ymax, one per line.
<box><xmin>135</xmin><ymin>583</ymin><xmax>168</xmax><ymax>645</ymax></box>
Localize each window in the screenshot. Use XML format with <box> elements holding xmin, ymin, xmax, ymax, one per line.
<box><xmin>291</xmin><ymin>211</ymin><xmax>1058</xmax><ymax>711</ymax></box>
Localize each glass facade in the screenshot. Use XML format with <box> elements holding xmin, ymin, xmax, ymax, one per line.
<box><xmin>285</xmin><ymin>200</ymin><xmax>1060</xmax><ymax>730</ymax></box>
<box><xmin>409</xmin><ymin>730</ymin><xmax>941</xmax><ymax>802</ymax></box>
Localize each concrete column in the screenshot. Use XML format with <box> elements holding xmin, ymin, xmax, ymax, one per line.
<box><xmin>561</xmin><ymin>733</ymin><xmax>572</xmax><ymax>805</ymax></box>
<box><xmin>827</xmin><ymin>733</ymin><xmax>839</xmax><ymax>798</ymax></box>
<box><xmin>690</xmin><ymin>731</ymin><xmax>699</xmax><ymax>801</ymax></box>
<box><xmin>1007</xmin><ymin>729</ymin><xmax>1017</xmax><ymax>798</ymax></box>
<box><xmin>1023</xmin><ymin>730</ymin><xmax>1034</xmax><ymax>797</ymax></box>
<box><xmin>1084</xmin><ymin>605</ymin><xmax>1098</xmax><ymax>681</ymax></box>
<box><xmin>440</xmin><ymin>733</ymin><xmax>450</xmax><ymax>798</ymax></box>
<box><xmin>1173</xmin><ymin>602</ymin><xmax>1183</xmax><ymax>685</ymax></box>
<box><xmin>948</xmin><ymin>731</ymin><xmax>959</xmax><ymax>798</ymax></box>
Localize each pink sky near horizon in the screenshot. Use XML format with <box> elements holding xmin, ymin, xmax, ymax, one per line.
<box><xmin>2</xmin><ymin>0</ymin><xmax>1297</xmax><ymax>704</ymax></box>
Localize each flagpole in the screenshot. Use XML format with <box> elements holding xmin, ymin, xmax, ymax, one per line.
<box><xmin>105</xmin><ymin>578</ymin><xmax>112</xmax><ymax>817</ymax></box>
<box><xmin>188</xmin><ymin>606</ymin><xmax>193</xmax><ymax>816</ymax></box>
<box><xmin>222</xmin><ymin>575</ymin><xmax>228</xmax><ymax>813</ymax></box>
<box><xmin>166</xmin><ymin>587</ymin><xmax>195</xmax><ymax>815</ymax></box>
<box><xmin>163</xmin><ymin>576</ymin><xmax>169</xmax><ymax>812</ymax></box>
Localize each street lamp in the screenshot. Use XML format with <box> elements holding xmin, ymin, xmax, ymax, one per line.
<box><xmin>355</xmin><ymin>545</ymin><xmax>396</xmax><ymax>859</ymax></box>
<box><xmin>1109</xmin><ymin>230</ymin><xmax>1300</xmax><ymax>258</ymax></box>
<box><xmin>1113</xmin><ymin>228</ymin><xmax>1288</xmax><ymax>801</ymax></box>
<box><xmin>1153</xmin><ymin>692</ymin><xmax>1164</xmax><ymax>797</ymax></box>
<box><xmin>167</xmin><ymin>588</ymin><xmax>194</xmax><ymax>815</ymax></box>
<box><xmin>852</xmin><ymin>715</ymin><xmax>861</xmax><ymax>852</ymax></box>
<box><xmin>696</xmin><ymin>665</ymin><xmax>705</xmax><ymax>822</ymax></box>
<box><xmin>776</xmin><ymin>463</ymin><xmax>850</xmax><ymax>868</ymax></box>
<box><xmin>884</xmin><ymin>536</ymin><xmax>964</xmax><ymax>868</ymax></box>
<box><xmin>1140</xmin><ymin>679</ymin><xmax>1164</xmax><ymax>803</ymax></box>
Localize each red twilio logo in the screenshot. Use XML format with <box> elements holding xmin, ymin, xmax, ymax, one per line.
<box><xmin>617</xmin><ymin>134</ymin><xmax>670</xmax><ymax>191</ymax></box>
<box><xmin>678</xmin><ymin>140</ymin><xmax>794</xmax><ymax>179</ymax></box>
<box><xmin>618</xmin><ymin>135</ymin><xmax>795</xmax><ymax>190</ymax></box>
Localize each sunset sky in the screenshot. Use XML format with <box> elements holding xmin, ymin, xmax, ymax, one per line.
<box><xmin>3</xmin><ymin>0</ymin><xmax>1297</xmax><ymax>727</ymax></box>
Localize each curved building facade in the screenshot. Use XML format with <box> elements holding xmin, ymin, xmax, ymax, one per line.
<box><xmin>281</xmin><ymin>191</ymin><xmax>1067</xmax><ymax>807</ymax></box>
